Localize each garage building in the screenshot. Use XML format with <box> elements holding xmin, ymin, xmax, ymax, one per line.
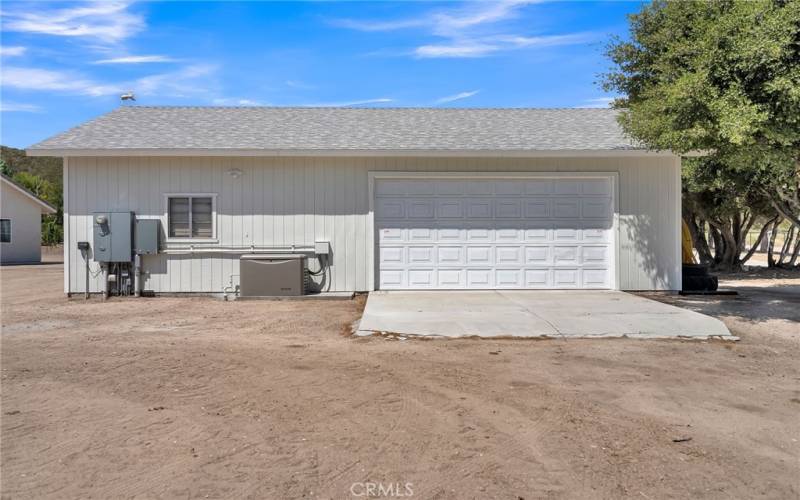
<box><xmin>1</xmin><ymin>175</ymin><xmax>57</xmax><ymax>264</ymax></box>
<box><xmin>26</xmin><ymin>106</ymin><xmax>681</xmax><ymax>294</ymax></box>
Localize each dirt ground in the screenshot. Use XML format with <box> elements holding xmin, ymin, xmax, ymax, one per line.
<box><xmin>1</xmin><ymin>263</ymin><xmax>798</xmax><ymax>499</ymax></box>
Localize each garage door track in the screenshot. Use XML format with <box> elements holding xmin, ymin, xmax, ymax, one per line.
<box><xmin>356</xmin><ymin>290</ymin><xmax>734</xmax><ymax>339</ymax></box>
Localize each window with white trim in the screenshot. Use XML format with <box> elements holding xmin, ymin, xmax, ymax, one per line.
<box><xmin>0</xmin><ymin>219</ymin><xmax>10</xmax><ymax>243</ymax></box>
<box><xmin>166</xmin><ymin>195</ymin><xmax>215</xmax><ymax>239</ymax></box>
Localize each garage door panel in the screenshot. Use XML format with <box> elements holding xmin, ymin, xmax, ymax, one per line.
<box><xmin>375</xmin><ymin>180</ymin><xmax>407</xmax><ymax>196</ymax></box>
<box><xmin>379</xmin><ymin>227</ymin><xmax>404</xmax><ymax>242</ymax></box>
<box><xmin>435</xmin><ymin>180</ymin><xmax>465</xmax><ymax>195</ymax></box>
<box><xmin>525</xmin><ymin>179</ymin><xmax>553</xmax><ymax>195</ymax></box>
<box><xmin>408</xmin><ymin>269</ymin><xmax>436</xmax><ymax>287</ymax></box>
<box><xmin>466</xmin><ymin>246</ymin><xmax>492</xmax><ymax>265</ymax></box>
<box><xmin>525</xmin><ymin>269</ymin><xmax>551</xmax><ymax>287</ymax></box>
<box><xmin>554</xmin><ymin>269</ymin><xmax>580</xmax><ymax>287</ymax></box>
<box><xmin>380</xmin><ymin>246</ymin><xmax>405</xmax><ymax>266</ymax></box>
<box><xmin>407</xmin><ymin>200</ymin><xmax>435</xmax><ymax>218</ymax></box>
<box><xmin>375</xmin><ymin>176</ymin><xmax>614</xmax><ymax>290</ymax></box>
<box><xmin>582</xmin><ymin>179</ymin><xmax>612</xmax><ymax>196</ymax></box>
<box><xmin>466</xmin><ymin>228</ymin><xmax>492</xmax><ymax>242</ymax></box>
<box><xmin>465</xmin><ymin>181</ymin><xmax>494</xmax><ymax>196</ymax></box>
<box><xmin>525</xmin><ymin>246</ymin><xmax>549</xmax><ymax>264</ymax></box>
<box><xmin>495</xmin><ymin>181</ymin><xmax>524</xmax><ymax>195</ymax></box>
<box><xmin>495</xmin><ymin>246</ymin><xmax>523</xmax><ymax>265</ymax></box>
<box><xmin>554</xmin><ymin>226</ymin><xmax>579</xmax><ymax>241</ymax></box>
<box><xmin>408</xmin><ymin>246</ymin><xmax>435</xmax><ymax>264</ymax></box>
<box><xmin>466</xmin><ymin>200</ymin><xmax>493</xmax><ymax>218</ymax></box>
<box><xmin>583</xmin><ymin>269</ymin><xmax>610</xmax><ymax>288</ymax></box>
<box><xmin>582</xmin><ymin>198</ymin><xmax>611</xmax><ymax>219</ymax></box>
<box><xmin>467</xmin><ymin>269</ymin><xmax>493</xmax><ymax>287</ymax></box>
<box><xmin>495</xmin><ymin>269</ymin><xmax>523</xmax><ymax>287</ymax></box>
<box><xmin>436</xmin><ymin>200</ymin><xmax>463</xmax><ymax>218</ymax></box>
<box><xmin>582</xmin><ymin>246</ymin><xmax>608</xmax><ymax>264</ymax></box>
<box><xmin>377</xmin><ymin>199</ymin><xmax>405</xmax><ymax>219</ymax></box>
<box><xmin>553</xmin><ymin>199</ymin><xmax>580</xmax><ymax>218</ymax></box>
<box><xmin>553</xmin><ymin>246</ymin><xmax>579</xmax><ymax>264</ymax></box>
<box><xmin>437</xmin><ymin>227</ymin><xmax>463</xmax><ymax>241</ymax></box>
<box><xmin>524</xmin><ymin>228</ymin><xmax>550</xmax><ymax>242</ymax></box>
<box><xmin>554</xmin><ymin>180</ymin><xmax>581</xmax><ymax>195</ymax></box>
<box><xmin>438</xmin><ymin>269</ymin><xmax>464</xmax><ymax>287</ymax></box>
<box><xmin>524</xmin><ymin>200</ymin><xmax>550</xmax><ymax>218</ymax></box>
<box><xmin>380</xmin><ymin>269</ymin><xmax>405</xmax><ymax>288</ymax></box>
<box><xmin>496</xmin><ymin>228</ymin><xmax>523</xmax><ymax>242</ymax></box>
<box><xmin>406</xmin><ymin>181</ymin><xmax>435</xmax><ymax>196</ymax></box>
<box><xmin>407</xmin><ymin>227</ymin><xmax>434</xmax><ymax>242</ymax></box>
<box><xmin>438</xmin><ymin>246</ymin><xmax>464</xmax><ymax>265</ymax></box>
<box><xmin>495</xmin><ymin>199</ymin><xmax>523</xmax><ymax>218</ymax></box>
<box><xmin>582</xmin><ymin>226</ymin><xmax>609</xmax><ymax>242</ymax></box>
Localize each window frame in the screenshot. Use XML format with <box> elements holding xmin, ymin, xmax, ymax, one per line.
<box><xmin>163</xmin><ymin>193</ymin><xmax>217</xmax><ymax>243</ymax></box>
<box><xmin>0</xmin><ymin>218</ymin><xmax>11</xmax><ymax>244</ymax></box>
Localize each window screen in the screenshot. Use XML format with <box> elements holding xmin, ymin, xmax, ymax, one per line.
<box><xmin>191</xmin><ymin>197</ymin><xmax>213</xmax><ymax>238</ymax></box>
<box><xmin>0</xmin><ymin>219</ymin><xmax>10</xmax><ymax>243</ymax></box>
<box><xmin>168</xmin><ymin>196</ymin><xmax>213</xmax><ymax>238</ymax></box>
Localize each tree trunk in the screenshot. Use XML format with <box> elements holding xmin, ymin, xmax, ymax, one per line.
<box><xmin>778</xmin><ymin>225</ymin><xmax>795</xmax><ymax>265</ymax></box>
<box><xmin>788</xmin><ymin>227</ymin><xmax>800</xmax><ymax>267</ymax></box>
<box><xmin>684</xmin><ymin>215</ymin><xmax>713</xmax><ymax>264</ymax></box>
<box><xmin>767</xmin><ymin>218</ymin><xmax>783</xmax><ymax>267</ymax></box>
<box><xmin>709</xmin><ymin>225</ymin><xmax>724</xmax><ymax>264</ymax></box>
<box><xmin>740</xmin><ymin>216</ymin><xmax>778</xmax><ymax>265</ymax></box>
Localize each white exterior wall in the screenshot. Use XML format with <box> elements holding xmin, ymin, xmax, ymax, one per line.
<box><xmin>64</xmin><ymin>156</ymin><xmax>681</xmax><ymax>293</ymax></box>
<box><xmin>1</xmin><ymin>182</ymin><xmax>45</xmax><ymax>264</ymax></box>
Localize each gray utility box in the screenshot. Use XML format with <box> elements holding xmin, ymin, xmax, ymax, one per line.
<box><xmin>135</xmin><ymin>219</ymin><xmax>160</xmax><ymax>255</ymax></box>
<box><xmin>93</xmin><ymin>211</ymin><xmax>134</xmax><ymax>262</ymax></box>
<box><xmin>239</xmin><ymin>254</ymin><xmax>307</xmax><ymax>297</ymax></box>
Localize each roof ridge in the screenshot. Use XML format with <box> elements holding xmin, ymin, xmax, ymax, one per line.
<box><xmin>117</xmin><ymin>105</ymin><xmax>618</xmax><ymax>111</ymax></box>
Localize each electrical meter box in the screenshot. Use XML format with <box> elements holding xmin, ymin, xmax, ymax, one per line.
<box><xmin>93</xmin><ymin>211</ymin><xmax>134</xmax><ymax>262</ymax></box>
<box><xmin>135</xmin><ymin>219</ymin><xmax>160</xmax><ymax>255</ymax></box>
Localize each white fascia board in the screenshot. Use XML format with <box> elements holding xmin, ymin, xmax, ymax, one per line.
<box><xmin>25</xmin><ymin>148</ymin><xmax>679</xmax><ymax>158</ymax></box>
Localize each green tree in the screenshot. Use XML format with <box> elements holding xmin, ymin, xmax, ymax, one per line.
<box><xmin>602</xmin><ymin>0</ymin><xmax>800</xmax><ymax>260</ymax></box>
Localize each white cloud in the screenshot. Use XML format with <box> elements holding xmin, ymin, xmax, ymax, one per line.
<box><xmin>334</xmin><ymin>0</ymin><xmax>592</xmax><ymax>59</ymax></box>
<box><xmin>1</xmin><ymin>64</ymin><xmax>219</xmax><ymax>99</ymax></box>
<box><xmin>416</xmin><ymin>43</ymin><xmax>497</xmax><ymax>58</ymax></box>
<box><xmin>94</xmin><ymin>55</ymin><xmax>176</xmax><ymax>64</ymax></box>
<box><xmin>332</xmin><ymin>0</ymin><xmax>533</xmax><ymax>34</ymax></box>
<box><xmin>0</xmin><ymin>46</ymin><xmax>27</xmax><ymax>57</ymax></box>
<box><xmin>581</xmin><ymin>97</ymin><xmax>616</xmax><ymax>108</ymax></box>
<box><xmin>212</xmin><ymin>98</ymin><xmax>264</xmax><ymax>106</ymax></box>
<box><xmin>301</xmin><ymin>98</ymin><xmax>394</xmax><ymax>107</ymax></box>
<box><xmin>1</xmin><ymin>67</ymin><xmax>119</xmax><ymax>96</ymax></box>
<box><xmin>2</xmin><ymin>1</ymin><xmax>144</xmax><ymax>43</ymax></box>
<box><xmin>329</xmin><ymin>18</ymin><xmax>427</xmax><ymax>32</ymax></box>
<box><xmin>435</xmin><ymin>90</ymin><xmax>480</xmax><ymax>104</ymax></box>
<box><xmin>430</xmin><ymin>0</ymin><xmax>535</xmax><ymax>37</ymax></box>
<box><xmin>0</xmin><ymin>101</ymin><xmax>42</xmax><ymax>113</ymax></box>
<box><xmin>415</xmin><ymin>32</ymin><xmax>595</xmax><ymax>58</ymax></box>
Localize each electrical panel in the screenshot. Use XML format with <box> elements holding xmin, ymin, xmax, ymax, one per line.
<box><xmin>93</xmin><ymin>211</ymin><xmax>133</xmax><ymax>262</ymax></box>
<box><xmin>135</xmin><ymin>219</ymin><xmax>160</xmax><ymax>255</ymax></box>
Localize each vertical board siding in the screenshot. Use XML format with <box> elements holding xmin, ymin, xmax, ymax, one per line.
<box><xmin>66</xmin><ymin>156</ymin><xmax>681</xmax><ymax>293</ymax></box>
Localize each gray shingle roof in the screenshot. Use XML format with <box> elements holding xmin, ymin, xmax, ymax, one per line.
<box><xmin>28</xmin><ymin>106</ymin><xmax>643</xmax><ymax>153</ymax></box>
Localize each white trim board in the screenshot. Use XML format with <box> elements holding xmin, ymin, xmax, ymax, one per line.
<box><xmin>26</xmin><ymin>148</ymin><xmax>678</xmax><ymax>159</ymax></box>
<box><xmin>367</xmin><ymin>171</ymin><xmax>620</xmax><ymax>291</ymax></box>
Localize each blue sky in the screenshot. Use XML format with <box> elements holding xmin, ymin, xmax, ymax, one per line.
<box><xmin>0</xmin><ymin>1</ymin><xmax>640</xmax><ymax>148</ymax></box>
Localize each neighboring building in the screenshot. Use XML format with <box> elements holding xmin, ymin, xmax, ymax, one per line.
<box><xmin>1</xmin><ymin>175</ymin><xmax>57</xmax><ymax>264</ymax></box>
<box><xmin>27</xmin><ymin>106</ymin><xmax>682</xmax><ymax>294</ymax></box>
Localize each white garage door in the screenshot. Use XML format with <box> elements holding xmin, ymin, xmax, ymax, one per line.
<box><xmin>375</xmin><ymin>176</ymin><xmax>615</xmax><ymax>290</ymax></box>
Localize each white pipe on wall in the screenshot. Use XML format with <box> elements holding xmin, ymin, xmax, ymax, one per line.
<box><xmin>161</xmin><ymin>245</ymin><xmax>316</xmax><ymax>255</ymax></box>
